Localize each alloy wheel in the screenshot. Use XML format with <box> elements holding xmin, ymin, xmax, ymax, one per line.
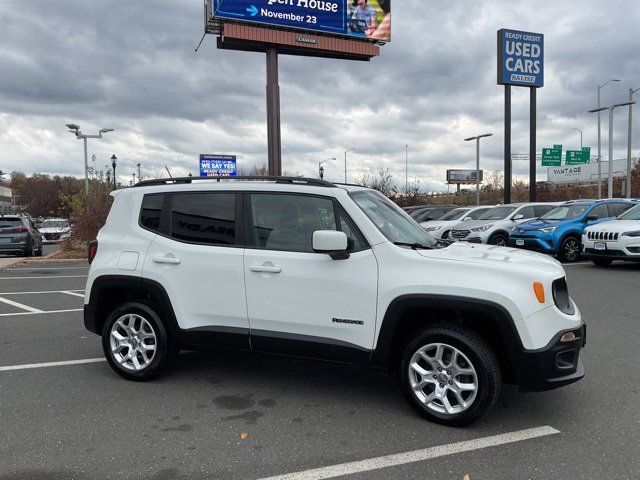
<box><xmin>408</xmin><ymin>343</ymin><xmax>478</xmax><ymax>415</ymax></box>
<box><xmin>109</xmin><ymin>314</ymin><xmax>157</xmax><ymax>371</ymax></box>
<box><xmin>564</xmin><ymin>239</ymin><xmax>580</xmax><ymax>262</ymax></box>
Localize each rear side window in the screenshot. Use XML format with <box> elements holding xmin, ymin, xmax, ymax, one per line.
<box><xmin>140</xmin><ymin>194</ymin><xmax>164</xmax><ymax>233</ymax></box>
<box><xmin>517</xmin><ymin>206</ymin><xmax>536</xmax><ymax>219</ymax></box>
<box><xmin>533</xmin><ymin>205</ymin><xmax>554</xmax><ymax>217</ymax></box>
<box><xmin>170</xmin><ymin>193</ymin><xmax>236</xmax><ymax>246</ymax></box>
<box><xmin>589</xmin><ymin>204</ymin><xmax>608</xmax><ymax>219</ymax></box>
<box><xmin>608</xmin><ymin>202</ymin><xmax>633</xmax><ymax>217</ymax></box>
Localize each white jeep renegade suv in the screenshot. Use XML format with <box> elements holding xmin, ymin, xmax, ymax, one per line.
<box><xmin>84</xmin><ymin>177</ymin><xmax>585</xmax><ymax>426</ymax></box>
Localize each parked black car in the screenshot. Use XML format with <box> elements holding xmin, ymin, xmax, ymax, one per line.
<box><xmin>410</xmin><ymin>205</ymin><xmax>459</xmax><ymax>223</ymax></box>
<box><xmin>0</xmin><ymin>215</ymin><xmax>43</xmax><ymax>257</ymax></box>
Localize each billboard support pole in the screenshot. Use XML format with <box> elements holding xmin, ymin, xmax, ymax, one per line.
<box><xmin>266</xmin><ymin>47</ymin><xmax>282</xmax><ymax>176</ymax></box>
<box><xmin>504</xmin><ymin>85</ymin><xmax>511</xmax><ymax>204</ymax></box>
<box><xmin>529</xmin><ymin>87</ymin><xmax>537</xmax><ymax>202</ymax></box>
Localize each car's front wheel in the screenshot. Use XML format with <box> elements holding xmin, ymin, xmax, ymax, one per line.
<box><xmin>399</xmin><ymin>326</ymin><xmax>501</xmax><ymax>426</ymax></box>
<box><xmin>489</xmin><ymin>234</ymin><xmax>508</xmax><ymax>246</ymax></box>
<box><xmin>101</xmin><ymin>302</ymin><xmax>173</xmax><ymax>381</ymax></box>
<box><xmin>559</xmin><ymin>236</ymin><xmax>581</xmax><ymax>263</ymax></box>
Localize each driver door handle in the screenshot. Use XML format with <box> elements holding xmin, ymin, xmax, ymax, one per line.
<box><xmin>250</xmin><ymin>265</ymin><xmax>282</xmax><ymax>274</ymax></box>
<box><xmin>153</xmin><ymin>255</ymin><xmax>181</xmax><ymax>265</ymax></box>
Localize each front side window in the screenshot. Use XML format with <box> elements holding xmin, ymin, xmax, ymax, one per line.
<box><xmin>608</xmin><ymin>202</ymin><xmax>634</xmax><ymax>217</ymax></box>
<box><xmin>249</xmin><ymin>194</ymin><xmax>365</xmax><ymax>253</ymax></box>
<box><xmin>170</xmin><ymin>193</ymin><xmax>236</xmax><ymax>246</ymax></box>
<box><xmin>440</xmin><ymin>208</ymin><xmax>469</xmax><ymax>221</ymax></box>
<box><xmin>465</xmin><ymin>207</ymin><xmax>491</xmax><ymax>220</ymax></box>
<box><xmin>477</xmin><ymin>206</ymin><xmax>517</xmax><ymax>221</ymax></box>
<box><xmin>517</xmin><ymin>206</ymin><xmax>536</xmax><ymax>219</ymax></box>
<box><xmin>350</xmin><ymin>190</ymin><xmax>437</xmax><ymax>247</ymax></box>
<box><xmin>533</xmin><ymin>205</ymin><xmax>554</xmax><ymax>217</ymax></box>
<box><xmin>588</xmin><ymin>204</ymin><xmax>609</xmax><ymax>220</ymax></box>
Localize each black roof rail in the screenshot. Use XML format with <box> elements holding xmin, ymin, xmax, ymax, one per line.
<box><xmin>134</xmin><ymin>176</ymin><xmax>336</xmax><ymax>188</ymax></box>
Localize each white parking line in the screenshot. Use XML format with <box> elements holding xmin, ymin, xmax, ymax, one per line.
<box><xmin>0</xmin><ymin>275</ymin><xmax>87</xmax><ymax>280</ymax></box>
<box><xmin>0</xmin><ymin>290</ymin><xmax>84</xmax><ymax>295</ymax></box>
<box><xmin>257</xmin><ymin>426</ymin><xmax>560</xmax><ymax>480</ymax></box>
<box><xmin>61</xmin><ymin>291</ymin><xmax>85</xmax><ymax>298</ymax></box>
<box><xmin>0</xmin><ymin>308</ymin><xmax>83</xmax><ymax>317</ymax></box>
<box><xmin>6</xmin><ymin>267</ymin><xmax>88</xmax><ymax>271</ymax></box>
<box><xmin>0</xmin><ymin>358</ymin><xmax>105</xmax><ymax>372</ymax></box>
<box><xmin>0</xmin><ymin>296</ymin><xmax>44</xmax><ymax>314</ymax></box>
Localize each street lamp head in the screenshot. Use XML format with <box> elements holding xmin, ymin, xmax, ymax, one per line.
<box><xmin>478</xmin><ymin>133</ymin><xmax>493</xmax><ymax>139</ymax></box>
<box><xmin>111</xmin><ymin>154</ymin><xmax>117</xmax><ymax>166</ymax></box>
<box><xmin>464</xmin><ymin>136</ymin><xmax>475</xmax><ymax>142</ymax></box>
<box><xmin>66</xmin><ymin>124</ymin><xmax>80</xmax><ymax>132</ymax></box>
<box><xmin>100</xmin><ymin>128</ymin><xmax>114</xmax><ymax>134</ymax></box>
<box><xmin>613</xmin><ymin>101</ymin><xmax>636</xmax><ymax>109</ymax></box>
<box><xmin>588</xmin><ymin>107</ymin><xmax>607</xmax><ymax>113</ymax></box>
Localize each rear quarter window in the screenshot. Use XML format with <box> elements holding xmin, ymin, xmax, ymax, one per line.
<box><xmin>140</xmin><ymin>194</ymin><xmax>164</xmax><ymax>233</ymax></box>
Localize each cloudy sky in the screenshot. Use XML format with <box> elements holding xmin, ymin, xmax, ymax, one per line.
<box><xmin>1</xmin><ymin>0</ymin><xmax>638</xmax><ymax>191</ymax></box>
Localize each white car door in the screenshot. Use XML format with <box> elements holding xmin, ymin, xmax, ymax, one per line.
<box><xmin>243</xmin><ymin>192</ymin><xmax>378</xmax><ymax>363</ymax></box>
<box><xmin>141</xmin><ymin>191</ymin><xmax>250</xmax><ymax>349</ymax></box>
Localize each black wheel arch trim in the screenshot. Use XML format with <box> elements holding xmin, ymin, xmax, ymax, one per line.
<box><xmin>371</xmin><ymin>294</ymin><xmax>524</xmax><ymax>369</ymax></box>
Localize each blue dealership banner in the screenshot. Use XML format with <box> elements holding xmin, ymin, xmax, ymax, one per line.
<box><xmin>199</xmin><ymin>154</ymin><xmax>238</xmax><ymax>177</ymax></box>
<box><xmin>497</xmin><ymin>29</ymin><xmax>544</xmax><ymax>88</ymax></box>
<box><xmin>213</xmin><ymin>0</ymin><xmax>391</xmax><ymax>41</ymax></box>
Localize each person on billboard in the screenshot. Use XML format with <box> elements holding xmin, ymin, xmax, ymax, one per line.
<box><xmin>351</xmin><ymin>0</ymin><xmax>377</xmax><ymax>33</ymax></box>
<box><xmin>367</xmin><ymin>0</ymin><xmax>390</xmax><ymax>41</ymax></box>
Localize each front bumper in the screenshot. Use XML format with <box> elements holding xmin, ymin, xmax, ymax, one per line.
<box><xmin>514</xmin><ymin>324</ymin><xmax>586</xmax><ymax>392</ymax></box>
<box><xmin>582</xmin><ymin>238</ymin><xmax>640</xmax><ymax>261</ymax></box>
<box><xmin>508</xmin><ymin>234</ymin><xmax>555</xmax><ymax>254</ymax></box>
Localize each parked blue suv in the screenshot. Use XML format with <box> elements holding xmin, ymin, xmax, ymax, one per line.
<box><xmin>509</xmin><ymin>199</ymin><xmax>639</xmax><ymax>262</ymax></box>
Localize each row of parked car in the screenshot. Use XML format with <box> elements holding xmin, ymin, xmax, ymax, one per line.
<box><xmin>0</xmin><ymin>215</ymin><xmax>71</xmax><ymax>257</ymax></box>
<box><xmin>406</xmin><ymin>199</ymin><xmax>640</xmax><ymax>265</ymax></box>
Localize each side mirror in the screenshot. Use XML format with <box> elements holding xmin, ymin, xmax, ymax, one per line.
<box><xmin>313</xmin><ymin>231</ymin><xmax>349</xmax><ymax>260</ymax></box>
<box><xmin>585</xmin><ymin>215</ymin><xmax>598</xmax><ymax>222</ymax></box>
<box><xmin>513</xmin><ymin>214</ymin><xmax>524</xmax><ymax>220</ymax></box>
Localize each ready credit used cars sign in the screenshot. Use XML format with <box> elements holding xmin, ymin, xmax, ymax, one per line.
<box><xmin>497</xmin><ymin>29</ymin><xmax>544</xmax><ymax>87</ymax></box>
<box><xmin>199</xmin><ymin>155</ymin><xmax>238</xmax><ymax>177</ymax></box>
<box><xmin>212</xmin><ymin>0</ymin><xmax>391</xmax><ymax>41</ymax></box>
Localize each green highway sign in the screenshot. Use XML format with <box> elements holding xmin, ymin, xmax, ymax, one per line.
<box><xmin>566</xmin><ymin>149</ymin><xmax>589</xmax><ymax>165</ymax></box>
<box><xmin>542</xmin><ymin>147</ymin><xmax>562</xmax><ymax>166</ymax></box>
<box><xmin>582</xmin><ymin>147</ymin><xmax>591</xmax><ymax>162</ymax></box>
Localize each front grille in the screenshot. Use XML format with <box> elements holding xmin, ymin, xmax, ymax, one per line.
<box><xmin>44</xmin><ymin>233</ymin><xmax>62</xmax><ymax>240</ymax></box>
<box><xmin>552</xmin><ymin>277</ymin><xmax>575</xmax><ymax>315</ymax></box>
<box><xmin>587</xmin><ymin>231</ymin><xmax>619</xmax><ymax>241</ymax></box>
<box><xmin>451</xmin><ymin>230</ymin><xmax>470</xmax><ymax>239</ymax></box>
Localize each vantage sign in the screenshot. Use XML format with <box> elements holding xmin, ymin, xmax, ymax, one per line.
<box><xmin>497</xmin><ymin>29</ymin><xmax>544</xmax><ymax>87</ymax></box>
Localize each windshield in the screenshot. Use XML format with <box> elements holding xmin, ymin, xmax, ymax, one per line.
<box><xmin>41</xmin><ymin>220</ymin><xmax>69</xmax><ymax>229</ymax></box>
<box><xmin>439</xmin><ymin>208</ymin><xmax>469</xmax><ymax>221</ymax></box>
<box><xmin>350</xmin><ymin>190</ymin><xmax>437</xmax><ymax>247</ymax></box>
<box><xmin>477</xmin><ymin>206</ymin><xmax>517</xmax><ymax>221</ymax></box>
<box><xmin>541</xmin><ymin>205</ymin><xmax>589</xmax><ymax>220</ymax></box>
<box><xmin>618</xmin><ymin>204</ymin><xmax>640</xmax><ymax>220</ymax></box>
<box><xmin>0</xmin><ymin>218</ymin><xmax>22</xmax><ymax>228</ymax></box>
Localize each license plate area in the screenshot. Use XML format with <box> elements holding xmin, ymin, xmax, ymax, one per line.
<box><xmin>516</xmin><ymin>239</ymin><xmax>525</xmax><ymax>246</ymax></box>
<box><xmin>594</xmin><ymin>242</ymin><xmax>606</xmax><ymax>251</ymax></box>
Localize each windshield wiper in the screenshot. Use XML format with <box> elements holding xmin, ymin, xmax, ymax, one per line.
<box><xmin>393</xmin><ymin>241</ymin><xmax>434</xmax><ymax>250</ymax></box>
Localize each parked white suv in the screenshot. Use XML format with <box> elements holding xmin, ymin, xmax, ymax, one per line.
<box><xmin>84</xmin><ymin>177</ymin><xmax>585</xmax><ymax>426</ymax></box>
<box><xmin>583</xmin><ymin>204</ymin><xmax>640</xmax><ymax>266</ymax></box>
<box><xmin>420</xmin><ymin>206</ymin><xmax>495</xmax><ymax>240</ymax></box>
<box><xmin>450</xmin><ymin>203</ymin><xmax>557</xmax><ymax>246</ymax></box>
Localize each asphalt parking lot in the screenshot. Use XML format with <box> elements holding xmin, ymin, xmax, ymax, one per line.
<box><xmin>0</xmin><ymin>260</ymin><xmax>639</xmax><ymax>480</ymax></box>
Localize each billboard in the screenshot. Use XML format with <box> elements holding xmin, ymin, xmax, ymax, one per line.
<box><xmin>447</xmin><ymin>170</ymin><xmax>484</xmax><ymax>185</ymax></box>
<box><xmin>547</xmin><ymin>159</ymin><xmax>628</xmax><ymax>184</ymax></box>
<box><xmin>212</xmin><ymin>0</ymin><xmax>391</xmax><ymax>42</ymax></box>
<box><xmin>199</xmin><ymin>155</ymin><xmax>238</xmax><ymax>177</ymax></box>
<box><xmin>497</xmin><ymin>29</ymin><xmax>544</xmax><ymax>87</ymax></box>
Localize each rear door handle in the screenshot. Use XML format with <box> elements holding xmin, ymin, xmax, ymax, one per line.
<box><xmin>250</xmin><ymin>265</ymin><xmax>282</xmax><ymax>274</ymax></box>
<box><xmin>153</xmin><ymin>255</ymin><xmax>181</xmax><ymax>265</ymax></box>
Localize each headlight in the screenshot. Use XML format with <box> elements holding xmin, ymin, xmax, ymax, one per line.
<box><xmin>622</xmin><ymin>230</ymin><xmax>640</xmax><ymax>237</ymax></box>
<box><xmin>471</xmin><ymin>224</ymin><xmax>493</xmax><ymax>232</ymax></box>
<box><xmin>540</xmin><ymin>226</ymin><xmax>557</xmax><ymax>233</ymax></box>
<box><xmin>423</xmin><ymin>226</ymin><xmax>439</xmax><ymax>232</ymax></box>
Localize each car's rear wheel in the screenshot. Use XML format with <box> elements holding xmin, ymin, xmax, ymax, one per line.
<box><xmin>559</xmin><ymin>236</ymin><xmax>581</xmax><ymax>263</ymax></box>
<box><xmin>101</xmin><ymin>302</ymin><xmax>173</xmax><ymax>381</ymax></box>
<box><xmin>22</xmin><ymin>242</ymin><xmax>34</xmax><ymax>257</ymax></box>
<box><xmin>591</xmin><ymin>257</ymin><xmax>613</xmax><ymax>267</ymax></box>
<box><xmin>399</xmin><ymin>326</ymin><xmax>501</xmax><ymax>427</ymax></box>
<box><xmin>489</xmin><ymin>233</ymin><xmax>508</xmax><ymax>246</ymax></box>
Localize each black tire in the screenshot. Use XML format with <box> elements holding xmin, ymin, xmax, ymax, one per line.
<box><xmin>101</xmin><ymin>302</ymin><xmax>174</xmax><ymax>381</ymax></box>
<box><xmin>489</xmin><ymin>233</ymin><xmax>508</xmax><ymax>247</ymax></box>
<box><xmin>591</xmin><ymin>257</ymin><xmax>613</xmax><ymax>267</ymax></box>
<box><xmin>35</xmin><ymin>244</ymin><xmax>43</xmax><ymax>257</ymax></box>
<box><xmin>399</xmin><ymin>326</ymin><xmax>501</xmax><ymax>427</ymax></box>
<box><xmin>558</xmin><ymin>236</ymin><xmax>581</xmax><ymax>263</ymax></box>
<box><xmin>22</xmin><ymin>242</ymin><xmax>34</xmax><ymax>257</ymax></box>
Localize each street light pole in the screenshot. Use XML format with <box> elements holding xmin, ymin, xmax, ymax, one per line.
<box><xmin>137</xmin><ymin>163</ymin><xmax>142</xmax><ymax>183</ymax></box>
<box><xmin>65</xmin><ymin>124</ymin><xmax>114</xmax><ymax>196</ymax></box>
<box><xmin>344</xmin><ymin>148</ymin><xmax>356</xmax><ymax>183</ymax></box>
<box><xmin>573</xmin><ymin>128</ymin><xmax>583</xmax><ymax>149</ymax></box>
<box><xmin>464</xmin><ymin>133</ymin><xmax>493</xmax><ymax>206</ymax></box>
<box><xmin>318</xmin><ymin>157</ymin><xmax>336</xmax><ymax>179</ymax></box>
<box><xmin>627</xmin><ymin>88</ymin><xmax>640</xmax><ymax>198</ymax></box>
<box><xmin>590</xmin><ymin>101</ymin><xmax>635</xmax><ymax>198</ymax></box>
<box><xmin>405</xmin><ymin>144</ymin><xmax>408</xmax><ymax>193</ymax></box>
<box><xmin>597</xmin><ymin>79</ymin><xmax>620</xmax><ymax>199</ymax></box>
<box><xmin>111</xmin><ymin>155</ymin><xmax>118</xmax><ymax>190</ymax></box>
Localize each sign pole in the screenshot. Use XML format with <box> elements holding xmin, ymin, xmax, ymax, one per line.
<box><xmin>266</xmin><ymin>47</ymin><xmax>282</xmax><ymax>176</ymax></box>
<box><xmin>529</xmin><ymin>86</ymin><xmax>537</xmax><ymax>201</ymax></box>
<box><xmin>504</xmin><ymin>85</ymin><xmax>511</xmax><ymax>204</ymax></box>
